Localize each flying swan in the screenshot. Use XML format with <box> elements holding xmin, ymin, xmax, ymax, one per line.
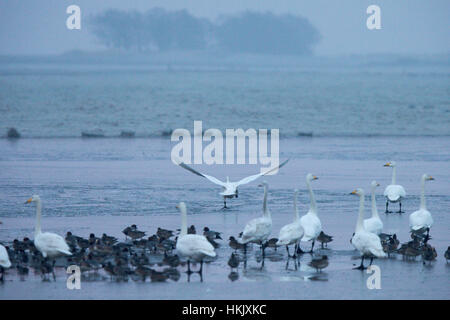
<box><xmin>350</xmin><ymin>188</ymin><xmax>386</xmax><ymax>270</ymax></box>
<box><xmin>383</xmin><ymin>161</ymin><xmax>406</xmax><ymax>213</ymax></box>
<box><xmin>176</xmin><ymin>159</ymin><xmax>289</xmax><ymax>208</ymax></box>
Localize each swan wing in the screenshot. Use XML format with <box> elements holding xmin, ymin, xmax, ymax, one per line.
<box><xmin>363</xmin><ymin>217</ymin><xmax>383</xmax><ymax>235</ymax></box>
<box><xmin>178</xmin><ymin>162</ymin><xmax>226</xmax><ymax>187</ymax></box>
<box><xmin>300</xmin><ymin>213</ymin><xmax>322</xmax><ymax>241</ymax></box>
<box><xmin>241</xmin><ymin>218</ymin><xmax>272</xmax><ymax>243</ymax></box>
<box><xmin>383</xmin><ymin>185</ymin><xmax>406</xmax><ymax>201</ymax></box>
<box><xmin>36</xmin><ymin>232</ymin><xmax>72</xmax><ymax>255</ymax></box>
<box><xmin>409</xmin><ymin>209</ymin><xmax>433</xmax><ymax>230</ymax></box>
<box><xmin>176</xmin><ymin>234</ymin><xmax>216</xmax><ymax>257</ymax></box>
<box><xmin>0</xmin><ymin>244</ymin><xmax>11</xmax><ymax>268</ymax></box>
<box><xmin>235</xmin><ymin>159</ymin><xmax>289</xmax><ymax>186</ymax></box>
<box><xmin>352</xmin><ymin>232</ymin><xmax>386</xmax><ymax>257</ymax></box>
<box><xmin>277</xmin><ymin>221</ymin><xmax>304</xmax><ymax>245</ymax></box>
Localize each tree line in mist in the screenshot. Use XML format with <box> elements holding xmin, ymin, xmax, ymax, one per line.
<box><xmin>89</xmin><ymin>8</ymin><xmax>321</xmax><ymax>55</ymax></box>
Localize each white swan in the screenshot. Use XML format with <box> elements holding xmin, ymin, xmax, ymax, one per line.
<box><xmin>175</xmin><ymin>202</ymin><xmax>216</xmax><ymax>274</ymax></box>
<box><xmin>177</xmin><ymin>159</ymin><xmax>289</xmax><ymax>208</ymax></box>
<box><xmin>363</xmin><ymin>181</ymin><xmax>383</xmax><ymax>235</ymax></box>
<box><xmin>0</xmin><ymin>243</ymin><xmax>11</xmax><ymax>282</ymax></box>
<box><xmin>350</xmin><ymin>189</ymin><xmax>386</xmax><ymax>269</ymax></box>
<box><xmin>239</xmin><ymin>181</ymin><xmax>272</xmax><ymax>256</ymax></box>
<box><xmin>409</xmin><ymin>174</ymin><xmax>434</xmax><ymax>232</ymax></box>
<box><xmin>383</xmin><ymin>161</ymin><xmax>406</xmax><ymax>213</ymax></box>
<box><xmin>276</xmin><ymin>189</ymin><xmax>304</xmax><ymax>257</ymax></box>
<box><xmin>299</xmin><ymin>173</ymin><xmax>322</xmax><ymax>253</ymax></box>
<box><xmin>25</xmin><ymin>195</ymin><xmax>71</xmax><ymax>259</ymax></box>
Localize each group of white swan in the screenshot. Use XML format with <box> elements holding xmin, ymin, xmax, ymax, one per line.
<box><xmin>238</xmin><ymin>173</ymin><xmax>321</xmax><ymax>260</ymax></box>
<box><xmin>350</xmin><ymin>188</ymin><xmax>387</xmax><ymax>269</ymax></box>
<box><xmin>0</xmin><ymin>161</ymin><xmax>437</xmax><ymax>280</ymax></box>
<box><xmin>349</xmin><ymin>166</ymin><xmax>435</xmax><ymax>269</ymax></box>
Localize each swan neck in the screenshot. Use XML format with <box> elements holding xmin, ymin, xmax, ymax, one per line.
<box><xmin>262</xmin><ymin>185</ymin><xmax>270</xmax><ymax>218</ymax></box>
<box><xmin>35</xmin><ymin>199</ymin><xmax>42</xmax><ymax>237</ymax></box>
<box><xmin>180</xmin><ymin>208</ymin><xmax>187</xmax><ymax>236</ymax></box>
<box><xmin>293</xmin><ymin>192</ymin><xmax>299</xmax><ymax>221</ymax></box>
<box><xmin>307</xmin><ymin>179</ymin><xmax>317</xmax><ymax>215</ymax></box>
<box><xmin>371</xmin><ymin>187</ymin><xmax>379</xmax><ymax>218</ymax></box>
<box><xmin>420</xmin><ymin>177</ymin><xmax>426</xmax><ymax>210</ymax></box>
<box><xmin>356</xmin><ymin>195</ymin><xmax>365</xmax><ymax>232</ymax></box>
<box><xmin>391</xmin><ymin>166</ymin><xmax>397</xmax><ymax>185</ymax></box>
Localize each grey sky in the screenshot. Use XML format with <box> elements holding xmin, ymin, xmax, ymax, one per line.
<box><xmin>0</xmin><ymin>0</ymin><xmax>449</xmax><ymax>55</ymax></box>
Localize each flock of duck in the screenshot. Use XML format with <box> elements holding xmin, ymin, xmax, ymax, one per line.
<box><xmin>0</xmin><ymin>160</ymin><xmax>448</xmax><ymax>283</ymax></box>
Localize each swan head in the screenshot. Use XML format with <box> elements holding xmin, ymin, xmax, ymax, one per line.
<box><xmin>371</xmin><ymin>180</ymin><xmax>380</xmax><ymax>188</ymax></box>
<box><xmin>383</xmin><ymin>161</ymin><xmax>396</xmax><ymax>167</ymax></box>
<box><xmin>176</xmin><ymin>202</ymin><xmax>187</xmax><ymax>214</ymax></box>
<box><xmin>422</xmin><ymin>174</ymin><xmax>434</xmax><ymax>181</ymax></box>
<box><xmin>24</xmin><ymin>195</ymin><xmax>40</xmax><ymax>204</ymax></box>
<box><xmin>258</xmin><ymin>180</ymin><xmax>268</xmax><ymax>187</ymax></box>
<box><xmin>306</xmin><ymin>173</ymin><xmax>318</xmax><ymax>182</ymax></box>
<box><xmin>350</xmin><ymin>188</ymin><xmax>364</xmax><ymax>197</ymax></box>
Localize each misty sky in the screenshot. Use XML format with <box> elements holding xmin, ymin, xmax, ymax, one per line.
<box><xmin>0</xmin><ymin>0</ymin><xmax>449</xmax><ymax>55</ymax></box>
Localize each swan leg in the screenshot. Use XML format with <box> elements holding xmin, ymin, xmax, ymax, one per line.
<box><xmin>186</xmin><ymin>260</ymin><xmax>193</xmax><ymax>274</ymax></box>
<box><xmin>397</xmin><ymin>202</ymin><xmax>404</xmax><ymax>213</ymax></box>
<box><xmin>309</xmin><ymin>240</ymin><xmax>315</xmax><ymax>253</ymax></box>
<box><xmin>223</xmin><ymin>198</ymin><xmax>228</xmax><ymax>209</ymax></box>
<box><xmin>385</xmin><ymin>201</ymin><xmax>392</xmax><ymax>213</ymax></box>
<box><xmin>198</xmin><ymin>260</ymin><xmax>203</xmax><ymax>274</ymax></box>
<box><xmin>296</xmin><ymin>245</ymin><xmax>306</xmax><ymax>255</ymax></box>
<box><xmin>0</xmin><ymin>267</ymin><xmax>3</xmax><ymax>282</ymax></box>
<box><xmin>353</xmin><ymin>256</ymin><xmax>366</xmax><ymax>270</ymax></box>
<box><xmin>369</xmin><ymin>257</ymin><xmax>374</xmax><ymax>266</ymax></box>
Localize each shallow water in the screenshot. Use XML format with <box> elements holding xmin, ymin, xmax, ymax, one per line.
<box><xmin>0</xmin><ymin>137</ymin><xmax>449</xmax><ymax>299</ymax></box>
<box><xmin>1</xmin><ymin>65</ymin><xmax>449</xmax><ymax>138</ymax></box>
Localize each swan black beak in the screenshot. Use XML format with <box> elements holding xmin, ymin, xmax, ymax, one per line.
<box><xmin>24</xmin><ymin>198</ymin><xmax>32</xmax><ymax>204</ymax></box>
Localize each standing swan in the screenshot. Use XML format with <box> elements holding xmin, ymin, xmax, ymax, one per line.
<box><xmin>299</xmin><ymin>174</ymin><xmax>322</xmax><ymax>253</ymax></box>
<box><xmin>409</xmin><ymin>174</ymin><xmax>434</xmax><ymax>233</ymax></box>
<box><xmin>25</xmin><ymin>195</ymin><xmax>72</xmax><ymax>260</ymax></box>
<box><xmin>175</xmin><ymin>202</ymin><xmax>216</xmax><ymax>278</ymax></box>
<box><xmin>350</xmin><ymin>189</ymin><xmax>386</xmax><ymax>270</ymax></box>
<box><xmin>0</xmin><ymin>243</ymin><xmax>11</xmax><ymax>282</ymax></box>
<box><xmin>276</xmin><ymin>189</ymin><xmax>304</xmax><ymax>258</ymax></box>
<box><xmin>239</xmin><ymin>181</ymin><xmax>272</xmax><ymax>258</ymax></box>
<box><xmin>383</xmin><ymin>162</ymin><xmax>406</xmax><ymax>213</ymax></box>
<box><xmin>364</xmin><ymin>181</ymin><xmax>383</xmax><ymax>235</ymax></box>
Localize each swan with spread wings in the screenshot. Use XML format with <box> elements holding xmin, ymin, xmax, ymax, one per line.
<box><xmin>177</xmin><ymin>159</ymin><xmax>289</xmax><ymax>208</ymax></box>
